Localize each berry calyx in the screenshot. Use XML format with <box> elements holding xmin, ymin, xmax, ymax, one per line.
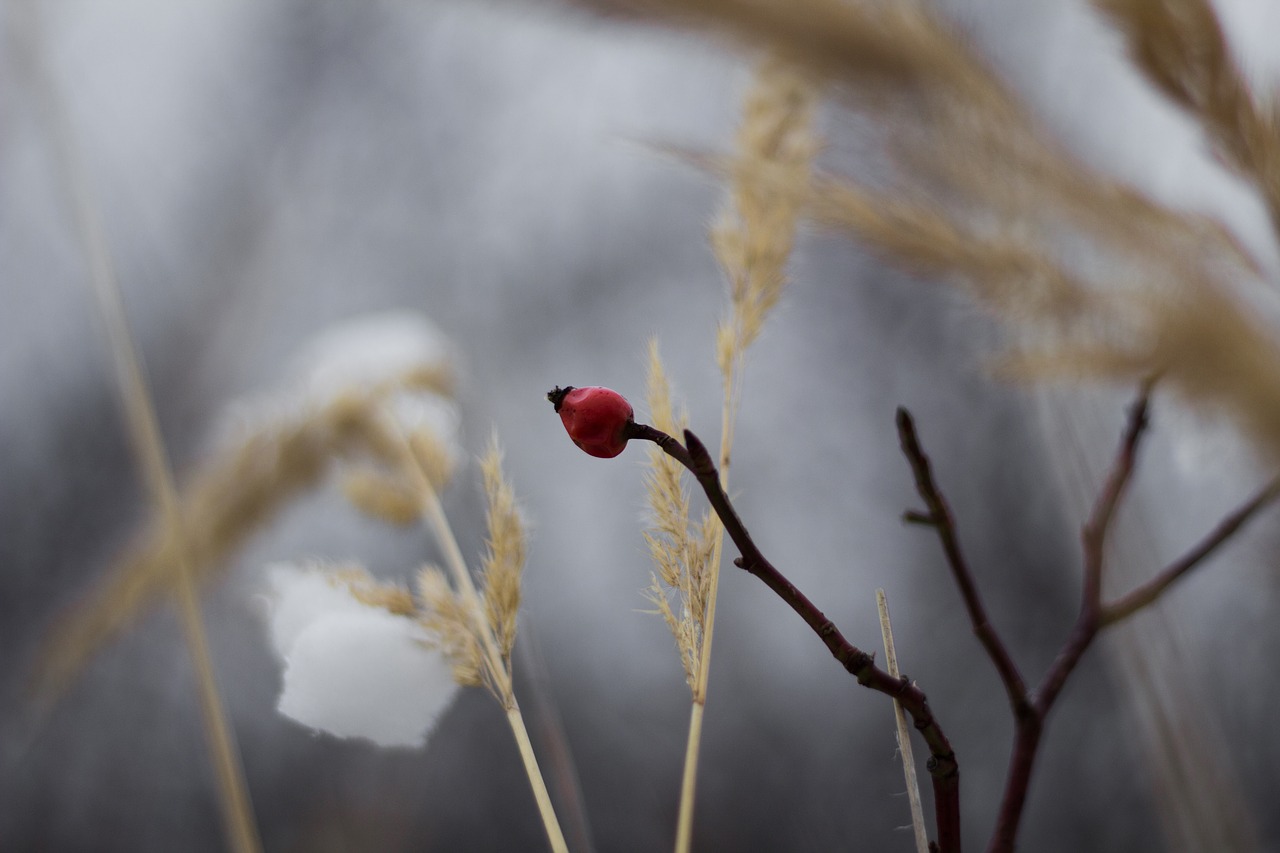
<box><xmin>547</xmin><ymin>385</ymin><xmax>635</xmax><ymax>458</ymax></box>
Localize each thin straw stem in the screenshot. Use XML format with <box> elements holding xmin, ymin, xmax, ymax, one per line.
<box><xmin>391</xmin><ymin>427</ymin><xmax>569</xmax><ymax>853</ymax></box>
<box><xmin>508</xmin><ymin>706</ymin><xmax>572</xmax><ymax>853</ymax></box>
<box><xmin>673</xmin><ymin>702</ymin><xmax>707</xmax><ymax>853</ymax></box>
<box><xmin>22</xmin><ymin>4</ymin><xmax>262</xmax><ymax>847</ymax></box>
<box><xmin>877</xmin><ymin>589</ymin><xmax>929</xmax><ymax>853</ymax></box>
<box><xmin>77</xmin><ymin>161</ymin><xmax>262</xmax><ymax>853</ymax></box>
<box><xmin>673</xmin><ymin>354</ymin><xmax>740</xmax><ymax>853</ymax></box>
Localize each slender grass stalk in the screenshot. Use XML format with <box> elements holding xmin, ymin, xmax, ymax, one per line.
<box><xmin>66</xmin><ymin>113</ymin><xmax>264</xmax><ymax>853</ymax></box>
<box><xmin>673</xmin><ymin>56</ymin><xmax>815</xmax><ymax>853</ymax></box>
<box><xmin>877</xmin><ymin>590</ymin><xmax>929</xmax><ymax>853</ymax></box>
<box><xmin>20</xmin><ymin>4</ymin><xmax>262</xmax><ymax>847</ymax></box>
<box><xmin>390</xmin><ymin>423</ymin><xmax>569</xmax><ymax>853</ymax></box>
<box><xmin>170</xmin><ymin>574</ymin><xmax>262</xmax><ymax>853</ymax></box>
<box><xmin>673</xmin><ymin>703</ymin><xmax>707</xmax><ymax>853</ymax></box>
<box><xmin>69</xmin><ymin>148</ymin><xmax>262</xmax><ymax>853</ymax></box>
<box><xmin>99</xmin><ymin>332</ymin><xmax>264</xmax><ymax>853</ymax></box>
<box><xmin>672</xmin><ymin>355</ymin><xmax>737</xmax><ymax>853</ymax></box>
<box><xmin>507</xmin><ymin>707</ymin><xmax>570</xmax><ymax>853</ymax></box>
<box><xmin>512</xmin><ymin>623</ymin><xmax>597</xmax><ymax>853</ymax></box>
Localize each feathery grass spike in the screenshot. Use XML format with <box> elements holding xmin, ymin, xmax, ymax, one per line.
<box><xmin>675</xmin><ymin>54</ymin><xmax>817</xmax><ymax>853</ymax></box>
<box><xmin>38</xmin><ymin>370</ymin><xmax>454</xmax><ymax>698</ymax></box>
<box><xmin>642</xmin><ymin>341</ymin><xmax>713</xmax><ymax>689</ymax></box>
<box><xmin>479</xmin><ymin>440</ymin><xmax>525</xmax><ymax>661</ymax></box>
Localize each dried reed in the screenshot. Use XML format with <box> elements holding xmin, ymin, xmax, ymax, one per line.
<box><xmin>36</xmin><ymin>383</ymin><xmax>430</xmax><ymax>699</ymax></box>
<box><xmin>39</xmin><ymin>332</ymin><xmax>578</xmax><ymax>851</ymax></box>
<box><xmin>17</xmin><ymin>1</ymin><xmax>262</xmax><ymax>845</ymax></box>
<box><xmin>642</xmin><ymin>341</ymin><xmax>715</xmax><ymax>690</ymax></box>
<box><xmin>876</xmin><ymin>590</ymin><xmax>929</xmax><ymax>853</ymax></box>
<box><xmin>1094</xmin><ymin>0</ymin><xmax>1280</xmax><ymax>239</ymax></box>
<box><xmin>638</xmin><ymin>53</ymin><xmax>816</xmax><ymax>853</ymax></box>
<box><xmin>392</xmin><ymin>431</ymin><xmax>570</xmax><ymax>853</ymax></box>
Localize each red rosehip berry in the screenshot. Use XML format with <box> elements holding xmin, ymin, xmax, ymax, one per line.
<box><xmin>547</xmin><ymin>385</ymin><xmax>634</xmax><ymax>458</ymax></box>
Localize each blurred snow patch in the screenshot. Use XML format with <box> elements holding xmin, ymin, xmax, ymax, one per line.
<box><xmin>266</xmin><ymin>564</ymin><xmax>459</xmax><ymax>748</ymax></box>
<box><xmin>295</xmin><ymin>310</ymin><xmax>463</xmax><ymax>459</ymax></box>
<box><xmin>292</xmin><ymin>311</ymin><xmax>456</xmax><ymax>396</ymax></box>
<box><xmin>385</xmin><ymin>390</ymin><xmax>461</xmax><ymax>452</ymax></box>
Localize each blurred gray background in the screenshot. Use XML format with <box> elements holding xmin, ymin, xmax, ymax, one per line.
<box><xmin>3</xmin><ymin>1</ymin><xmax>1280</xmax><ymax>850</ymax></box>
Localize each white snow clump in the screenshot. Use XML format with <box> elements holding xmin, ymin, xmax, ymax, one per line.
<box><xmin>266</xmin><ymin>563</ymin><xmax>459</xmax><ymax>748</ymax></box>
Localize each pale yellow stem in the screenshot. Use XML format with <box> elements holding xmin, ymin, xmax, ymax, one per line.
<box><xmin>174</xmin><ymin>572</ymin><xmax>263</xmax><ymax>853</ymax></box>
<box><xmin>76</xmin><ymin>131</ymin><xmax>263</xmax><ymax>853</ymax></box>
<box><xmin>391</xmin><ymin>428</ymin><xmax>569</xmax><ymax>853</ymax></box>
<box><xmin>673</xmin><ymin>701</ymin><xmax>707</xmax><ymax>853</ymax></box>
<box><xmin>23</xmin><ymin>3</ymin><xmax>261</xmax><ymax>846</ymax></box>
<box><xmin>877</xmin><ymin>590</ymin><xmax>929</xmax><ymax>853</ymax></box>
<box><xmin>390</xmin><ymin>429</ymin><xmax>509</xmax><ymax>691</ymax></box>
<box><xmin>508</xmin><ymin>706</ymin><xmax>572</xmax><ymax>853</ymax></box>
<box><xmin>673</xmin><ymin>354</ymin><xmax>741</xmax><ymax>853</ymax></box>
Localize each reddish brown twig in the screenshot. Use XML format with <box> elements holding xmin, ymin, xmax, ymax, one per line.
<box><xmin>1038</xmin><ymin>391</ymin><xmax>1151</xmax><ymax>685</ymax></box>
<box><xmin>1101</xmin><ymin>476</ymin><xmax>1280</xmax><ymax>625</ymax></box>
<box><xmin>1078</xmin><ymin>387</ymin><xmax>1152</xmax><ymax>616</ymax></box>
<box><xmin>901</xmin><ymin>389</ymin><xmax>1150</xmax><ymax>853</ymax></box>
<box><xmin>989</xmin><ymin>388</ymin><xmax>1152</xmax><ymax>851</ymax></box>
<box><xmin>901</xmin><ymin>384</ymin><xmax>1279</xmax><ymax>853</ymax></box>
<box><xmin>626</xmin><ymin>421</ymin><xmax>962</xmax><ymax>853</ymax></box>
<box><xmin>896</xmin><ymin>408</ymin><xmax>1032</xmax><ymax>721</ymax></box>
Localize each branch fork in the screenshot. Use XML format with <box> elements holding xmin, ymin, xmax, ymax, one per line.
<box><xmin>896</xmin><ymin>385</ymin><xmax>1279</xmax><ymax>853</ymax></box>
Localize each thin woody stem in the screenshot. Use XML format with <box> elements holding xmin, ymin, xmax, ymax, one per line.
<box><xmin>1037</xmin><ymin>388</ymin><xmax>1152</xmax><ymax>714</ymax></box>
<box><xmin>1078</xmin><ymin>387</ymin><xmax>1152</xmax><ymax>615</ymax></box>
<box><xmin>896</xmin><ymin>408</ymin><xmax>1032</xmax><ymax>720</ymax></box>
<box><xmin>627</xmin><ymin>422</ymin><xmax>962</xmax><ymax>853</ymax></box>
<box><xmin>987</xmin><ymin>382</ymin><xmax>1279</xmax><ymax>853</ymax></box>
<box><xmin>899</xmin><ymin>386</ymin><xmax>1278</xmax><ymax>853</ymax></box>
<box><xmin>985</xmin><ymin>388</ymin><xmax>1150</xmax><ymax>853</ymax></box>
<box><xmin>1101</xmin><ymin>476</ymin><xmax>1280</xmax><ymax>625</ymax></box>
<box><xmin>896</xmin><ymin>389</ymin><xmax>1158</xmax><ymax>853</ymax></box>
